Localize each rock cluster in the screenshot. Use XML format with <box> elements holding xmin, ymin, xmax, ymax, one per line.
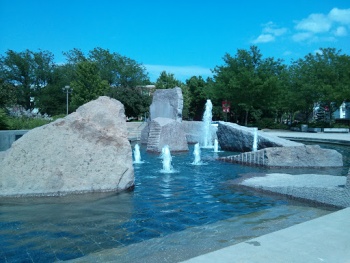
<box><xmin>0</xmin><ymin>96</ymin><xmax>134</xmax><ymax>197</ymax></box>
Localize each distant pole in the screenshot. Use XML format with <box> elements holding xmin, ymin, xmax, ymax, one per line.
<box><xmin>62</xmin><ymin>85</ymin><xmax>72</xmax><ymax>115</ymax></box>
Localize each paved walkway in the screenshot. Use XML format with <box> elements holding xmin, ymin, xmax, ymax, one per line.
<box><xmin>181</xmin><ymin>207</ymin><xmax>350</xmax><ymax>263</ymax></box>
<box><xmin>182</xmin><ymin>130</ymin><xmax>350</xmax><ymax>263</ymax></box>
<box><xmin>262</xmin><ymin>129</ymin><xmax>350</xmax><ymax>144</ymax></box>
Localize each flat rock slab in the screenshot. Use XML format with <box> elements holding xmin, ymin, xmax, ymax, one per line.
<box><xmin>237</xmin><ymin>173</ymin><xmax>350</xmax><ymax>207</ymax></box>
<box><xmin>243</xmin><ymin>173</ymin><xmax>346</xmax><ymax>188</ymax></box>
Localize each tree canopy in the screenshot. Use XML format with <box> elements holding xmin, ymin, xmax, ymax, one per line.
<box><xmin>1</xmin><ymin>46</ymin><xmax>350</xmax><ymax>128</ymax></box>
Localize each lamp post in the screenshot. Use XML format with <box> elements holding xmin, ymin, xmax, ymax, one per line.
<box><xmin>62</xmin><ymin>85</ymin><xmax>73</xmax><ymax>115</ymax></box>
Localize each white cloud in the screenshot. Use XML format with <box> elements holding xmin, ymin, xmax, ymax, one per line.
<box><xmin>334</xmin><ymin>26</ymin><xmax>348</xmax><ymax>36</ymax></box>
<box><xmin>252</xmin><ymin>22</ymin><xmax>287</xmax><ymax>44</ymax></box>
<box><xmin>263</xmin><ymin>22</ymin><xmax>288</xmax><ymax>36</ymax></box>
<box><xmin>295</xmin><ymin>13</ymin><xmax>331</xmax><ymax>33</ymax></box>
<box><xmin>252</xmin><ymin>34</ymin><xmax>275</xmax><ymax>44</ymax></box>
<box><xmin>292</xmin><ymin>32</ymin><xmax>314</xmax><ymax>42</ymax></box>
<box><xmin>145</xmin><ymin>64</ymin><xmax>212</xmax><ymax>82</ymax></box>
<box><xmin>292</xmin><ymin>8</ymin><xmax>350</xmax><ymax>43</ymax></box>
<box><xmin>329</xmin><ymin>8</ymin><xmax>350</xmax><ymax>25</ymax></box>
<box><xmin>314</xmin><ymin>49</ymin><xmax>323</xmax><ymax>55</ymax></box>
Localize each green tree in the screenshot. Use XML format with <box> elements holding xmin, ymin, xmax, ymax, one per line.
<box><xmin>186</xmin><ymin>76</ymin><xmax>207</xmax><ymax>120</ymax></box>
<box><xmin>0</xmin><ymin>78</ymin><xmax>17</xmax><ymax>108</ymax></box>
<box><xmin>0</xmin><ymin>49</ymin><xmax>55</xmax><ymax>110</ymax></box>
<box><xmin>0</xmin><ymin>50</ymin><xmax>34</xmax><ymax>109</ymax></box>
<box><xmin>35</xmin><ymin>65</ymin><xmax>72</xmax><ymax>115</ymax></box>
<box><xmin>213</xmin><ymin>46</ymin><xmax>283</xmax><ymax>125</ymax></box>
<box><xmin>65</xmin><ymin>47</ymin><xmax>150</xmax><ymax>88</ymax></box>
<box><xmin>70</xmin><ymin>61</ymin><xmax>110</xmax><ymax>110</ymax></box>
<box><xmin>109</xmin><ymin>86</ymin><xmax>152</xmax><ymax>118</ymax></box>
<box><xmin>288</xmin><ymin>48</ymin><xmax>350</xmax><ymax>124</ymax></box>
<box><xmin>89</xmin><ymin>47</ymin><xmax>117</xmax><ymax>85</ymax></box>
<box><xmin>155</xmin><ymin>71</ymin><xmax>182</xmax><ymax>89</ymax></box>
<box><xmin>179</xmin><ymin>83</ymin><xmax>191</xmax><ymax>120</ymax></box>
<box><xmin>113</xmin><ymin>54</ymin><xmax>150</xmax><ymax>88</ymax></box>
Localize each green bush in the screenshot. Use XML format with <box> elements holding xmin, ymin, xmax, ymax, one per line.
<box><xmin>308</xmin><ymin>121</ymin><xmax>330</xmax><ymax>128</ymax></box>
<box><xmin>52</xmin><ymin>114</ymin><xmax>66</xmax><ymax>121</ymax></box>
<box><xmin>333</xmin><ymin>123</ymin><xmax>349</xmax><ymax>128</ymax></box>
<box><xmin>0</xmin><ymin>109</ymin><xmax>9</xmax><ymax>130</ymax></box>
<box><xmin>7</xmin><ymin>117</ymin><xmax>51</xmax><ymax>130</ymax></box>
<box><xmin>256</xmin><ymin>118</ymin><xmax>289</xmax><ymax>130</ymax></box>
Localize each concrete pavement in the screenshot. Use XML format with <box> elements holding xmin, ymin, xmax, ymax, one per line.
<box><xmin>181</xmin><ymin>207</ymin><xmax>350</xmax><ymax>263</ymax></box>
<box><xmin>262</xmin><ymin>129</ymin><xmax>350</xmax><ymax>145</ymax></box>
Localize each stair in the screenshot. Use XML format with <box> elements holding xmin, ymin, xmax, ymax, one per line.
<box><xmin>126</xmin><ymin>122</ymin><xmax>147</xmax><ymax>141</ymax></box>
<box><xmin>146</xmin><ymin>121</ymin><xmax>162</xmax><ymax>152</ymax></box>
<box><xmin>220</xmin><ymin>150</ymin><xmax>267</xmax><ymax>166</ymax></box>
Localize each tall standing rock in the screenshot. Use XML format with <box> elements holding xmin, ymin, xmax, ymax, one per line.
<box><xmin>0</xmin><ymin>96</ymin><xmax>134</xmax><ymax>197</ymax></box>
<box><xmin>142</xmin><ymin>87</ymin><xmax>188</xmax><ymax>152</ymax></box>
<box><xmin>149</xmin><ymin>87</ymin><xmax>183</xmax><ymax>122</ymax></box>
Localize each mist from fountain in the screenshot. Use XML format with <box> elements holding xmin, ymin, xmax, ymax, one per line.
<box><xmin>202</xmin><ymin>99</ymin><xmax>214</xmax><ymax>148</ymax></box>
<box><xmin>160</xmin><ymin>145</ymin><xmax>174</xmax><ymax>173</ymax></box>
<box><xmin>252</xmin><ymin>127</ymin><xmax>258</xmax><ymax>152</ymax></box>
<box><xmin>133</xmin><ymin>144</ymin><xmax>144</xmax><ymax>164</ymax></box>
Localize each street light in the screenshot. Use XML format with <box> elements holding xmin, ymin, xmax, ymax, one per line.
<box><xmin>62</xmin><ymin>85</ymin><xmax>73</xmax><ymax>115</ymax></box>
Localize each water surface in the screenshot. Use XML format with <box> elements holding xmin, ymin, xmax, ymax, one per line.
<box><xmin>0</xmin><ymin>144</ymin><xmax>341</xmax><ymax>262</ymax></box>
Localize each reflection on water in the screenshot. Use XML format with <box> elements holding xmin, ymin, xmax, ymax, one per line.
<box><xmin>0</xmin><ymin>143</ymin><xmax>344</xmax><ymax>262</ymax></box>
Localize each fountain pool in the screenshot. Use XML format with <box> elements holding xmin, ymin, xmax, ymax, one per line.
<box><xmin>0</xmin><ymin>144</ymin><xmax>342</xmax><ymax>262</ymax></box>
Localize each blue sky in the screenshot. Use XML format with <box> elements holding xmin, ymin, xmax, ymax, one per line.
<box><xmin>1</xmin><ymin>0</ymin><xmax>350</xmax><ymax>82</ymax></box>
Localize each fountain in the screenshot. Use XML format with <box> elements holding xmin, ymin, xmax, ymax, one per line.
<box><xmin>133</xmin><ymin>144</ymin><xmax>143</xmax><ymax>163</ymax></box>
<box><xmin>192</xmin><ymin>143</ymin><xmax>202</xmax><ymax>165</ymax></box>
<box><xmin>214</xmin><ymin>139</ymin><xmax>219</xmax><ymax>153</ymax></box>
<box><xmin>160</xmin><ymin>145</ymin><xmax>174</xmax><ymax>173</ymax></box>
<box><xmin>252</xmin><ymin>127</ymin><xmax>258</xmax><ymax>152</ymax></box>
<box><xmin>202</xmin><ymin>99</ymin><xmax>214</xmax><ymax>148</ymax></box>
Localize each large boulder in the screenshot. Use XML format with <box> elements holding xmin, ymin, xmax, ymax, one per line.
<box><xmin>217</xmin><ymin>121</ymin><xmax>302</xmax><ymax>152</ymax></box>
<box><xmin>146</xmin><ymin>117</ymin><xmax>188</xmax><ymax>152</ymax></box>
<box><xmin>221</xmin><ymin>145</ymin><xmax>343</xmax><ymax>168</ymax></box>
<box><xmin>150</xmin><ymin>87</ymin><xmax>183</xmax><ymax>122</ymax></box>
<box><xmin>0</xmin><ymin>96</ymin><xmax>134</xmax><ymax>197</ymax></box>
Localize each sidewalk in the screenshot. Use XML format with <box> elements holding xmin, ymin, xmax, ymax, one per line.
<box><xmin>181</xmin><ymin>207</ymin><xmax>350</xmax><ymax>263</ymax></box>
<box><xmin>262</xmin><ymin>129</ymin><xmax>350</xmax><ymax>145</ymax></box>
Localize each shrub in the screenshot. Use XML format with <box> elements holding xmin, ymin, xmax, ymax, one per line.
<box><xmin>4</xmin><ymin>105</ymin><xmax>53</xmax><ymax>130</ymax></box>
<box><xmin>7</xmin><ymin>117</ymin><xmax>51</xmax><ymax>130</ymax></box>
<box><xmin>0</xmin><ymin>109</ymin><xmax>9</xmax><ymax>130</ymax></box>
<box><xmin>256</xmin><ymin>118</ymin><xmax>289</xmax><ymax>130</ymax></box>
